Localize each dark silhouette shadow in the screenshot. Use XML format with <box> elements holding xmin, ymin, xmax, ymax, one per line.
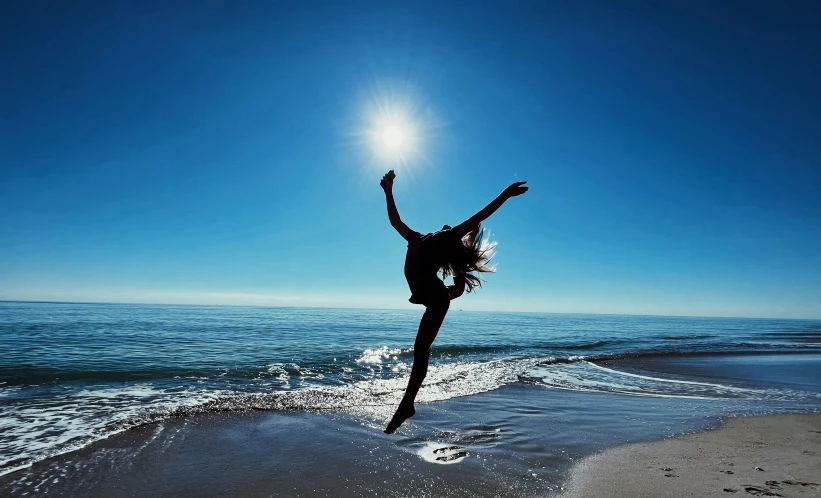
<box><xmin>380</xmin><ymin>169</ymin><xmax>528</xmax><ymax>433</ymax></box>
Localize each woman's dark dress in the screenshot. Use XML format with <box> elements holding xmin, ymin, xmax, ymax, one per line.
<box><xmin>404</xmin><ymin>228</ymin><xmax>454</xmax><ymax>313</ymax></box>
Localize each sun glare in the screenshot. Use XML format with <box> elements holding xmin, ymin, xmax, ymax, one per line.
<box><xmin>369</xmin><ymin>113</ymin><xmax>417</xmax><ymax>162</ymax></box>
<box><xmin>353</xmin><ymin>82</ymin><xmax>440</xmax><ymax>172</ymax></box>
<box><xmin>380</xmin><ymin>123</ymin><xmax>406</xmax><ymax>150</ymax></box>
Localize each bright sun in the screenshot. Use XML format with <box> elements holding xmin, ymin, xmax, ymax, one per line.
<box><xmin>370</xmin><ymin>114</ymin><xmax>416</xmax><ymax>160</ymax></box>
<box><xmin>355</xmin><ymin>83</ymin><xmax>440</xmax><ymax>170</ymax></box>
<box><xmin>379</xmin><ymin>123</ymin><xmax>406</xmax><ymax>150</ymax></box>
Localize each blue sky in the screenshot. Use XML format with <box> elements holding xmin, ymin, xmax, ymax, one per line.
<box><xmin>1</xmin><ymin>1</ymin><xmax>819</xmax><ymax>318</ymax></box>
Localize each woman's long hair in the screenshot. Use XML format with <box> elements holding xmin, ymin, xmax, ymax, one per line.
<box><xmin>440</xmin><ymin>224</ymin><xmax>497</xmax><ymax>293</ymax></box>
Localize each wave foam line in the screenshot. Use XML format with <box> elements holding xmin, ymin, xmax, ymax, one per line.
<box><xmin>584</xmin><ymin>361</ymin><xmax>750</xmax><ymax>391</ymax></box>
<box><xmin>524</xmin><ymin>361</ymin><xmax>795</xmax><ymax>401</ymax></box>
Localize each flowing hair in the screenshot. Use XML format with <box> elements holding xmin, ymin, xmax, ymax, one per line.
<box><xmin>440</xmin><ymin>224</ymin><xmax>497</xmax><ymax>293</ymax></box>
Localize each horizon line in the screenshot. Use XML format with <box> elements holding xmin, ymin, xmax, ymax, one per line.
<box><xmin>1</xmin><ymin>299</ymin><xmax>818</xmax><ymax>321</ymax></box>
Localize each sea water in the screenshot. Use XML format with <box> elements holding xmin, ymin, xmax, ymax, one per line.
<box><xmin>2</xmin><ymin>301</ymin><xmax>820</xmax><ymax>478</ymax></box>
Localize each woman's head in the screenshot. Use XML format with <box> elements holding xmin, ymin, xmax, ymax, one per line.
<box><xmin>440</xmin><ymin>224</ymin><xmax>496</xmax><ymax>293</ymax></box>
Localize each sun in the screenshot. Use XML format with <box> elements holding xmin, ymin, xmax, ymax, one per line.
<box><xmin>368</xmin><ymin>112</ymin><xmax>417</xmax><ymax>162</ymax></box>
<box><xmin>379</xmin><ymin>123</ymin><xmax>406</xmax><ymax>150</ymax></box>
<box><xmin>351</xmin><ymin>82</ymin><xmax>440</xmax><ymax>171</ymax></box>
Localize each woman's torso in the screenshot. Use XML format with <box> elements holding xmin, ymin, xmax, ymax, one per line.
<box><xmin>404</xmin><ymin>229</ymin><xmax>453</xmax><ymax>305</ymax></box>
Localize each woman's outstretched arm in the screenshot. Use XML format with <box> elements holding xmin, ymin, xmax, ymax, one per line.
<box><xmin>452</xmin><ymin>181</ymin><xmax>528</xmax><ymax>239</ymax></box>
<box><xmin>381</xmin><ymin>170</ymin><xmax>411</xmax><ymax>241</ymax></box>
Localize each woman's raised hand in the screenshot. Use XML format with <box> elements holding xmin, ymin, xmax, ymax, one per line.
<box><xmin>504</xmin><ymin>181</ymin><xmax>528</xmax><ymax>198</ymax></box>
<box><xmin>380</xmin><ymin>170</ymin><xmax>396</xmax><ymax>192</ymax></box>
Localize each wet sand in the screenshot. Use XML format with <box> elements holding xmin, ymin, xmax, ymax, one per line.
<box><xmin>562</xmin><ymin>413</ymin><xmax>821</xmax><ymax>498</ymax></box>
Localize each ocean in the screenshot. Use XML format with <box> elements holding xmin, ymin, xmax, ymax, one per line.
<box><xmin>1</xmin><ymin>301</ymin><xmax>820</xmax><ymax>495</ymax></box>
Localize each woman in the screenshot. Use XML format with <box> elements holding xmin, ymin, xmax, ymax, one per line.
<box><xmin>380</xmin><ymin>169</ymin><xmax>528</xmax><ymax>433</ymax></box>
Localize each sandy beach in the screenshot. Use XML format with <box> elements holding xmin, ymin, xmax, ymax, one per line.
<box><xmin>562</xmin><ymin>413</ymin><xmax>821</xmax><ymax>498</ymax></box>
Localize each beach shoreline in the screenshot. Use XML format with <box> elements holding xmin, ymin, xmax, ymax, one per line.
<box><xmin>561</xmin><ymin>412</ymin><xmax>821</xmax><ymax>497</ymax></box>
<box><xmin>3</xmin><ymin>381</ymin><xmax>819</xmax><ymax>497</ymax></box>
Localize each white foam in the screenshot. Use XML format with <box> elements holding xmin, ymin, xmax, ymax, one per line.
<box><xmin>585</xmin><ymin>362</ymin><xmax>749</xmax><ymax>391</ymax></box>
<box><xmin>351</xmin><ymin>356</ymin><xmax>546</xmax><ymax>405</ymax></box>
<box><xmin>525</xmin><ymin>361</ymin><xmax>811</xmax><ymax>401</ymax></box>
<box><xmin>0</xmin><ymin>385</ymin><xmax>227</xmax><ymax>477</ymax></box>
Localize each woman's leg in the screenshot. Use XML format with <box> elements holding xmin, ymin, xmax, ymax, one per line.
<box><xmin>401</xmin><ymin>307</ymin><xmax>449</xmax><ymax>406</ymax></box>
<box><xmin>384</xmin><ymin>305</ymin><xmax>449</xmax><ymax>434</ymax></box>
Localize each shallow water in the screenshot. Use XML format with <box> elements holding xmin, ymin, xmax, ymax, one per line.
<box><xmin>2</xmin><ymin>301</ymin><xmax>820</xmax><ymax>480</ymax></box>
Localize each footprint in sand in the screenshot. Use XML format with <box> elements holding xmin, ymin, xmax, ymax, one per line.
<box><xmin>432</xmin><ymin>445</ymin><xmax>460</xmax><ymax>454</ymax></box>
<box><xmin>414</xmin><ymin>442</ymin><xmax>468</xmax><ymax>464</ymax></box>
<box><xmin>661</xmin><ymin>466</ymin><xmax>678</xmax><ymax>477</ymax></box>
<box><xmin>781</xmin><ymin>480</ymin><xmax>821</xmax><ymax>488</ymax></box>
<box><xmin>436</xmin><ymin>450</ymin><xmax>468</xmax><ymax>462</ymax></box>
<box><xmin>744</xmin><ymin>485</ymin><xmax>783</xmax><ymax>497</ymax></box>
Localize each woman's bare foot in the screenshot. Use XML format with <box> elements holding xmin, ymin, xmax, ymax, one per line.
<box><xmin>384</xmin><ymin>403</ymin><xmax>416</xmax><ymax>434</ymax></box>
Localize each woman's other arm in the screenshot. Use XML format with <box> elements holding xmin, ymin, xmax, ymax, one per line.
<box><xmin>452</xmin><ymin>181</ymin><xmax>528</xmax><ymax>239</ymax></box>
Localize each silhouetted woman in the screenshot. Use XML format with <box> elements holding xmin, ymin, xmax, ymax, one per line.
<box><xmin>380</xmin><ymin>169</ymin><xmax>528</xmax><ymax>433</ymax></box>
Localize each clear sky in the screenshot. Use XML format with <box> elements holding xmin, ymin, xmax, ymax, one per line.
<box><xmin>2</xmin><ymin>1</ymin><xmax>820</xmax><ymax>318</ymax></box>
